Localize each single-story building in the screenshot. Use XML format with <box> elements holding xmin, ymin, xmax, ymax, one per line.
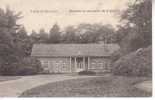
<box><xmin>31</xmin><ymin>44</ymin><xmax>120</xmax><ymax>73</ymax></box>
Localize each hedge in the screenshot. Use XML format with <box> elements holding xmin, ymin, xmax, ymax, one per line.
<box><xmin>78</xmin><ymin>70</ymin><xmax>96</xmax><ymax>75</ymax></box>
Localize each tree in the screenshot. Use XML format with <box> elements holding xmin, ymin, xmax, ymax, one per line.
<box><xmin>76</xmin><ymin>23</ymin><xmax>99</xmax><ymax>43</ymax></box>
<box><xmin>0</xmin><ymin>7</ymin><xmax>43</xmax><ymax>75</ymax></box>
<box><xmin>48</xmin><ymin>23</ymin><xmax>61</xmax><ymax>43</ymax></box>
<box><xmin>38</xmin><ymin>28</ymin><xmax>48</xmax><ymax>43</ymax></box>
<box><xmin>0</xmin><ymin>7</ymin><xmax>21</xmax><ymax>67</ymax></box>
<box><xmin>75</xmin><ymin>23</ymin><xmax>116</xmax><ymax>43</ymax></box>
<box><xmin>30</xmin><ymin>30</ymin><xmax>40</xmax><ymax>43</ymax></box>
<box><xmin>16</xmin><ymin>27</ymin><xmax>32</xmax><ymax>56</ymax></box>
<box><xmin>119</xmin><ymin>0</ymin><xmax>152</xmax><ymax>53</ymax></box>
<box><xmin>62</xmin><ymin>26</ymin><xmax>78</xmax><ymax>43</ymax></box>
<box><xmin>96</xmin><ymin>24</ymin><xmax>116</xmax><ymax>43</ymax></box>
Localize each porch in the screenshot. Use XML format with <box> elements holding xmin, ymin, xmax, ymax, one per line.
<box><xmin>69</xmin><ymin>57</ymin><xmax>90</xmax><ymax>72</ymax></box>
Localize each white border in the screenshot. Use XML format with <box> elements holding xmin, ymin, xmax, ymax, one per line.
<box><xmin>1</xmin><ymin>0</ymin><xmax>154</xmax><ymax>100</ymax></box>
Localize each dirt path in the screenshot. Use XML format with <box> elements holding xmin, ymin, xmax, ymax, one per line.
<box><xmin>0</xmin><ymin>75</ymin><xmax>100</xmax><ymax>97</ymax></box>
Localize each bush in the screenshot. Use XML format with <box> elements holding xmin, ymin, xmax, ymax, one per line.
<box><xmin>111</xmin><ymin>49</ymin><xmax>123</xmax><ymax>62</ymax></box>
<box><xmin>112</xmin><ymin>46</ymin><xmax>152</xmax><ymax>77</ymax></box>
<box><xmin>0</xmin><ymin>57</ymin><xmax>43</xmax><ymax>76</ymax></box>
<box><xmin>78</xmin><ymin>70</ymin><xmax>96</xmax><ymax>75</ymax></box>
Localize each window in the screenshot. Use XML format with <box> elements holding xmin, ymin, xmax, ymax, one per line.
<box><xmin>99</xmin><ymin>63</ymin><xmax>104</xmax><ymax>68</ymax></box>
<box><xmin>55</xmin><ymin>63</ymin><xmax>59</xmax><ymax>66</ymax></box>
<box><xmin>41</xmin><ymin>60</ymin><xmax>49</xmax><ymax>68</ymax></box>
<box><xmin>63</xmin><ymin>63</ymin><xmax>66</xmax><ymax>66</ymax></box>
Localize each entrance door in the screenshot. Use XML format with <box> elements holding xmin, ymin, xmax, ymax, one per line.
<box><xmin>76</xmin><ymin>57</ymin><xmax>85</xmax><ymax>72</ymax></box>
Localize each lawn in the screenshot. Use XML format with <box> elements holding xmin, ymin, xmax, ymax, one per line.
<box><xmin>20</xmin><ymin>75</ymin><xmax>151</xmax><ymax>97</ymax></box>
<box><xmin>0</xmin><ymin>76</ymin><xmax>21</xmax><ymax>82</ymax></box>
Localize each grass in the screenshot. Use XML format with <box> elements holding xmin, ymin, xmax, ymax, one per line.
<box><xmin>20</xmin><ymin>75</ymin><xmax>151</xmax><ymax>97</ymax></box>
<box><xmin>0</xmin><ymin>76</ymin><xmax>21</xmax><ymax>82</ymax></box>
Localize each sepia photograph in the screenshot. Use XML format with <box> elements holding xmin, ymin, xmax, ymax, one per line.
<box><xmin>0</xmin><ymin>0</ymin><xmax>152</xmax><ymax>97</ymax></box>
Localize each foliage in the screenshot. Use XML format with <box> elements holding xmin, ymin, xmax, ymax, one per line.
<box><xmin>118</xmin><ymin>0</ymin><xmax>152</xmax><ymax>54</ymax></box>
<box><xmin>111</xmin><ymin>49</ymin><xmax>123</xmax><ymax>62</ymax></box>
<box><xmin>15</xmin><ymin>27</ymin><xmax>32</xmax><ymax>56</ymax></box>
<box><xmin>48</xmin><ymin>23</ymin><xmax>61</xmax><ymax>43</ymax></box>
<box><xmin>111</xmin><ymin>0</ymin><xmax>152</xmax><ymax>77</ymax></box>
<box><xmin>112</xmin><ymin>46</ymin><xmax>152</xmax><ymax>77</ymax></box>
<box><xmin>61</xmin><ymin>26</ymin><xmax>78</xmax><ymax>43</ymax></box>
<box><xmin>75</xmin><ymin>24</ymin><xmax>116</xmax><ymax>43</ymax></box>
<box><xmin>29</xmin><ymin>30</ymin><xmax>40</xmax><ymax>43</ymax></box>
<box><xmin>0</xmin><ymin>8</ymin><xmax>42</xmax><ymax>75</ymax></box>
<box><xmin>0</xmin><ymin>7</ymin><xmax>21</xmax><ymax>69</ymax></box>
<box><xmin>38</xmin><ymin>28</ymin><xmax>48</xmax><ymax>43</ymax></box>
<box><xmin>0</xmin><ymin>57</ymin><xmax>42</xmax><ymax>75</ymax></box>
<box><xmin>30</xmin><ymin>23</ymin><xmax>117</xmax><ymax>44</ymax></box>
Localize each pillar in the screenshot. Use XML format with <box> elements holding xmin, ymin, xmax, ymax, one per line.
<box><xmin>88</xmin><ymin>57</ymin><xmax>90</xmax><ymax>70</ymax></box>
<box><xmin>70</xmin><ymin>57</ymin><xmax>72</xmax><ymax>72</ymax></box>
<box><xmin>83</xmin><ymin>57</ymin><xmax>85</xmax><ymax>70</ymax></box>
<box><xmin>74</xmin><ymin>57</ymin><xmax>77</xmax><ymax>71</ymax></box>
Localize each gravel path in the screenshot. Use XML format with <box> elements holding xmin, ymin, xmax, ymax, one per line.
<box><xmin>0</xmin><ymin>75</ymin><xmax>100</xmax><ymax>97</ymax></box>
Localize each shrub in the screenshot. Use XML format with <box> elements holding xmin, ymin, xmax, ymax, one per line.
<box><xmin>0</xmin><ymin>57</ymin><xmax>43</xmax><ymax>76</ymax></box>
<box><xmin>39</xmin><ymin>70</ymin><xmax>50</xmax><ymax>74</ymax></box>
<box><xmin>111</xmin><ymin>49</ymin><xmax>123</xmax><ymax>62</ymax></box>
<box><xmin>112</xmin><ymin>46</ymin><xmax>152</xmax><ymax>77</ymax></box>
<box><xmin>78</xmin><ymin>70</ymin><xmax>96</xmax><ymax>75</ymax></box>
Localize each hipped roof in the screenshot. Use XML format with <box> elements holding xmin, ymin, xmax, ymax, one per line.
<box><xmin>31</xmin><ymin>44</ymin><xmax>120</xmax><ymax>57</ymax></box>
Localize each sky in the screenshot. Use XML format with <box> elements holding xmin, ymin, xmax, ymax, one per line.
<box><xmin>0</xmin><ymin>0</ymin><xmax>135</xmax><ymax>33</ymax></box>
